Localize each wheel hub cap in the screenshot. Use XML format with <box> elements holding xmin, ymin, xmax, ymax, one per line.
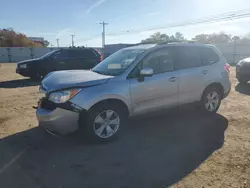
<box><xmin>205</xmin><ymin>91</ymin><xmax>220</xmax><ymax>111</ymax></box>
<box><xmin>93</xmin><ymin>110</ymin><xmax>120</xmax><ymax>139</ymax></box>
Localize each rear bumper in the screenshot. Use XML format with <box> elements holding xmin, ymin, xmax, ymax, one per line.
<box><xmin>36</xmin><ymin>107</ymin><xmax>79</xmax><ymax>135</ymax></box>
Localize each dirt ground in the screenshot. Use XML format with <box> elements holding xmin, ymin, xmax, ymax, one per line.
<box><xmin>0</xmin><ymin>63</ymin><xmax>249</xmax><ymax>188</ymax></box>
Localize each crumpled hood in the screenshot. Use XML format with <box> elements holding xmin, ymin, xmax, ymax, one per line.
<box><xmin>41</xmin><ymin>70</ymin><xmax>113</xmax><ymax>92</ymax></box>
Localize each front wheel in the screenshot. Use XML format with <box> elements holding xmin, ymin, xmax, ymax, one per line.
<box><xmin>79</xmin><ymin>104</ymin><xmax>125</xmax><ymax>142</ymax></box>
<box><xmin>201</xmin><ymin>88</ymin><xmax>222</xmax><ymax>114</ymax></box>
<box><xmin>30</xmin><ymin>73</ymin><xmax>42</xmax><ymax>81</ymax></box>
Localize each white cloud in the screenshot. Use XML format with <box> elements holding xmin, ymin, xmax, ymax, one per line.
<box><xmin>86</xmin><ymin>0</ymin><xmax>107</xmax><ymax>13</ymax></box>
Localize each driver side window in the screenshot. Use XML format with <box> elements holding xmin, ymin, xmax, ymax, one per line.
<box><xmin>52</xmin><ymin>51</ymin><xmax>63</xmax><ymax>60</ymax></box>
<box><xmin>142</xmin><ymin>48</ymin><xmax>174</xmax><ymax>74</ymax></box>
<box><xmin>129</xmin><ymin>48</ymin><xmax>175</xmax><ymax>78</ymax></box>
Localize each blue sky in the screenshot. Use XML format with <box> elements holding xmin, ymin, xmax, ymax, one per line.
<box><xmin>1</xmin><ymin>0</ymin><xmax>250</xmax><ymax>47</ymax></box>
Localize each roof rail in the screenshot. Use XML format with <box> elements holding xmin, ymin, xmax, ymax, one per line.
<box><xmin>157</xmin><ymin>40</ymin><xmax>198</xmax><ymax>45</ymax></box>
<box><xmin>127</xmin><ymin>42</ymin><xmax>157</xmax><ymax>47</ymax></box>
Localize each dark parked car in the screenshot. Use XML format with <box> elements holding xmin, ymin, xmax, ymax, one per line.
<box><xmin>16</xmin><ymin>47</ymin><xmax>102</xmax><ymax>79</ymax></box>
<box><xmin>236</xmin><ymin>57</ymin><xmax>250</xmax><ymax>84</ymax></box>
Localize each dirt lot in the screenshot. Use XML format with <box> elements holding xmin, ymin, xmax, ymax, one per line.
<box><xmin>0</xmin><ymin>63</ymin><xmax>249</xmax><ymax>188</ymax></box>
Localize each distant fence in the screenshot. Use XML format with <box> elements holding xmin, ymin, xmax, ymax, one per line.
<box><xmin>0</xmin><ymin>47</ymin><xmax>60</xmax><ymax>62</ymax></box>
<box><xmin>215</xmin><ymin>43</ymin><xmax>250</xmax><ymax>65</ymax></box>
<box><xmin>0</xmin><ymin>47</ymin><xmax>102</xmax><ymax>63</ymax></box>
<box><xmin>0</xmin><ymin>43</ymin><xmax>250</xmax><ymax>64</ymax></box>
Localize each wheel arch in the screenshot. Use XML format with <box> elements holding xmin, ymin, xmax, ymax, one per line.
<box><xmin>201</xmin><ymin>82</ymin><xmax>224</xmax><ymax>100</ymax></box>
<box><xmin>88</xmin><ymin>98</ymin><xmax>130</xmax><ymax>118</ymax></box>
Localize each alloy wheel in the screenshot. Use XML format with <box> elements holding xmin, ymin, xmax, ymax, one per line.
<box><xmin>205</xmin><ymin>91</ymin><xmax>220</xmax><ymax>112</ymax></box>
<box><xmin>93</xmin><ymin>110</ymin><xmax>120</xmax><ymax>139</ymax></box>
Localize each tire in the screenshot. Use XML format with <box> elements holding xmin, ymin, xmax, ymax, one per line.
<box><xmin>30</xmin><ymin>70</ymin><xmax>48</xmax><ymax>81</ymax></box>
<box><xmin>200</xmin><ymin>87</ymin><xmax>222</xmax><ymax>114</ymax></box>
<box><xmin>30</xmin><ymin>73</ymin><xmax>42</xmax><ymax>81</ymax></box>
<box><xmin>237</xmin><ymin>77</ymin><xmax>248</xmax><ymax>84</ymax></box>
<box><xmin>79</xmin><ymin>103</ymin><xmax>126</xmax><ymax>142</ymax></box>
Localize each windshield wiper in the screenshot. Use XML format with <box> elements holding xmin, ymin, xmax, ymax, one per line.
<box><xmin>92</xmin><ymin>70</ymin><xmax>108</xmax><ymax>75</ymax></box>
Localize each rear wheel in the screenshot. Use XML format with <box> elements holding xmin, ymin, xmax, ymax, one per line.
<box><xmin>79</xmin><ymin>103</ymin><xmax>126</xmax><ymax>142</ymax></box>
<box><xmin>201</xmin><ymin>87</ymin><xmax>222</xmax><ymax>114</ymax></box>
<box><xmin>30</xmin><ymin>70</ymin><xmax>48</xmax><ymax>80</ymax></box>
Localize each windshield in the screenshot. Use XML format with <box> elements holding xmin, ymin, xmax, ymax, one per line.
<box><xmin>39</xmin><ymin>50</ymin><xmax>59</xmax><ymax>59</ymax></box>
<box><xmin>92</xmin><ymin>48</ymin><xmax>145</xmax><ymax>76</ymax></box>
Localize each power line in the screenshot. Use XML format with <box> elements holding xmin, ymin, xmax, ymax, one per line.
<box><xmin>99</xmin><ymin>21</ymin><xmax>108</xmax><ymax>55</ymax></box>
<box><xmin>106</xmin><ymin>10</ymin><xmax>250</xmax><ymax>36</ymax></box>
<box><xmin>69</xmin><ymin>9</ymin><xmax>250</xmax><ymax>45</ymax></box>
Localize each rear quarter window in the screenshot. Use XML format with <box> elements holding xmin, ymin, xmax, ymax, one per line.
<box><xmin>200</xmin><ymin>47</ymin><xmax>220</xmax><ymax>65</ymax></box>
<box><xmin>65</xmin><ymin>49</ymin><xmax>98</xmax><ymax>58</ymax></box>
<box><xmin>81</xmin><ymin>49</ymin><xmax>99</xmax><ymax>58</ymax></box>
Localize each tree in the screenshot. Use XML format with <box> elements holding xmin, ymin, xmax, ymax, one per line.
<box><xmin>141</xmin><ymin>32</ymin><xmax>185</xmax><ymax>43</ymax></box>
<box><xmin>192</xmin><ymin>34</ymin><xmax>209</xmax><ymax>43</ymax></box>
<box><xmin>141</xmin><ymin>32</ymin><xmax>169</xmax><ymax>43</ymax></box>
<box><xmin>43</xmin><ymin>40</ymin><xmax>50</xmax><ymax>47</ymax></box>
<box><xmin>0</xmin><ymin>28</ymin><xmax>44</xmax><ymax>47</ymax></box>
<box><xmin>192</xmin><ymin>32</ymin><xmax>232</xmax><ymax>43</ymax></box>
<box><xmin>174</xmin><ymin>32</ymin><xmax>184</xmax><ymax>41</ymax></box>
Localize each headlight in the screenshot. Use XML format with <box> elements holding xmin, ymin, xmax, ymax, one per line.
<box><xmin>48</xmin><ymin>89</ymin><xmax>81</xmax><ymax>103</ymax></box>
<box><xmin>20</xmin><ymin>64</ymin><xmax>27</xmax><ymax>68</ymax></box>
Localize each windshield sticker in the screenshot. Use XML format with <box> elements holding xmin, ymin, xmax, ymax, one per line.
<box><xmin>108</xmin><ymin>64</ymin><xmax>121</xmax><ymax>69</ymax></box>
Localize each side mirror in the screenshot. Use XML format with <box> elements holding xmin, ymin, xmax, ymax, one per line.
<box><xmin>140</xmin><ymin>68</ymin><xmax>153</xmax><ymax>77</ymax></box>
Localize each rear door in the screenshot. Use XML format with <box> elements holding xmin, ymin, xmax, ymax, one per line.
<box><xmin>199</xmin><ymin>46</ymin><xmax>221</xmax><ymax>86</ymax></box>
<box><xmin>52</xmin><ymin>50</ymin><xmax>72</xmax><ymax>70</ymax></box>
<box><xmin>71</xmin><ymin>49</ymin><xmax>100</xmax><ymax>70</ymax></box>
<box><xmin>175</xmin><ymin>46</ymin><xmax>205</xmax><ymax>104</ymax></box>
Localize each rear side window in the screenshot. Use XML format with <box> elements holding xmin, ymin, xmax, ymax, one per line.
<box><xmin>66</xmin><ymin>49</ymin><xmax>97</xmax><ymax>58</ymax></box>
<box><xmin>175</xmin><ymin>46</ymin><xmax>202</xmax><ymax>69</ymax></box>
<box><xmin>200</xmin><ymin>47</ymin><xmax>220</xmax><ymax>65</ymax></box>
<box><xmin>81</xmin><ymin>49</ymin><xmax>98</xmax><ymax>58</ymax></box>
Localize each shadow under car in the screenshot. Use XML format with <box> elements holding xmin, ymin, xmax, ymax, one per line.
<box><xmin>0</xmin><ymin>109</ymin><xmax>228</xmax><ymax>188</ymax></box>
<box><xmin>0</xmin><ymin>78</ymin><xmax>40</xmax><ymax>88</ymax></box>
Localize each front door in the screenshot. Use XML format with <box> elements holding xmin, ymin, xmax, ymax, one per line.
<box><xmin>53</xmin><ymin>50</ymin><xmax>71</xmax><ymax>70</ymax></box>
<box><xmin>129</xmin><ymin>47</ymin><xmax>179</xmax><ymax>115</ymax></box>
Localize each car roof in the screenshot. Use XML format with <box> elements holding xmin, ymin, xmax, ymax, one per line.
<box><xmin>123</xmin><ymin>42</ymin><xmax>215</xmax><ymax>51</ymax></box>
<box><xmin>124</xmin><ymin>44</ymin><xmax>158</xmax><ymax>50</ymax></box>
<box><xmin>63</xmin><ymin>47</ymin><xmax>94</xmax><ymax>51</ymax></box>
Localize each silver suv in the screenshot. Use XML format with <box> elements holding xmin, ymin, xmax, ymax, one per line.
<box><xmin>36</xmin><ymin>43</ymin><xmax>231</xmax><ymax>141</ymax></box>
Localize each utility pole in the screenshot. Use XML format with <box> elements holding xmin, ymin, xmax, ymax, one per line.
<box><xmin>99</xmin><ymin>21</ymin><xmax>108</xmax><ymax>56</ymax></box>
<box><xmin>70</xmin><ymin>34</ymin><xmax>75</xmax><ymax>47</ymax></box>
<box><xmin>56</xmin><ymin>38</ymin><xmax>60</xmax><ymax>47</ymax></box>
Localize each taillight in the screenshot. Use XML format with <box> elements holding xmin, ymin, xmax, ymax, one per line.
<box><xmin>94</xmin><ymin>48</ymin><xmax>102</xmax><ymax>63</ymax></box>
<box><xmin>100</xmin><ymin>54</ymin><xmax>103</xmax><ymax>62</ymax></box>
<box><xmin>224</xmin><ymin>63</ymin><xmax>230</xmax><ymax>73</ymax></box>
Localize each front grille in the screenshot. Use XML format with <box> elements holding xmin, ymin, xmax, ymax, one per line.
<box><xmin>40</xmin><ymin>98</ymin><xmax>57</xmax><ymax>111</ymax></box>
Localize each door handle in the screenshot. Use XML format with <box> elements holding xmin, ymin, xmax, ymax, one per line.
<box><xmin>168</xmin><ymin>76</ymin><xmax>177</xmax><ymax>82</ymax></box>
<box><xmin>202</xmin><ymin>70</ymin><xmax>208</xmax><ymax>75</ymax></box>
